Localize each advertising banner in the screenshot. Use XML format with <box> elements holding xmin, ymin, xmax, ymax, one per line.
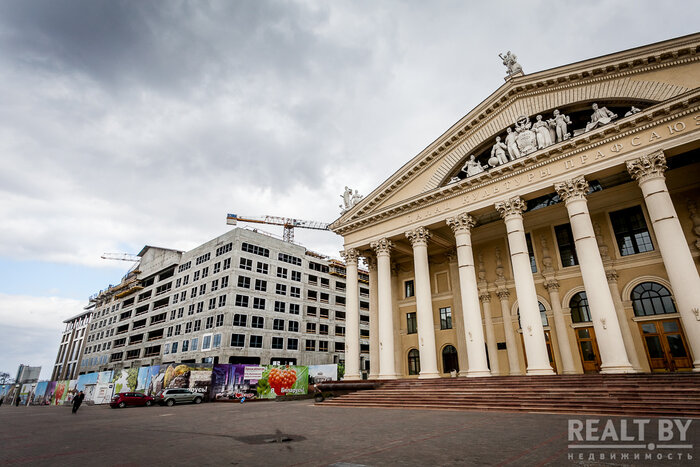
<box><xmin>308</xmin><ymin>364</ymin><xmax>338</xmax><ymax>384</ymax></box>
<box><xmin>112</xmin><ymin>368</ymin><xmax>139</xmax><ymax>394</ymax></box>
<box><xmin>210</xmin><ymin>364</ymin><xmax>308</xmax><ymax>401</ymax></box>
<box><xmin>53</xmin><ymin>380</ymin><xmax>70</xmax><ymax>405</ymax></box>
<box><xmin>155</xmin><ymin>363</ymin><xmax>213</xmax><ymax>399</ymax></box>
<box><xmin>136</xmin><ymin>365</ymin><xmax>161</xmax><ymax>395</ymax></box>
<box><xmin>93</xmin><ymin>383</ymin><xmax>114</xmax><ymax>405</ymax></box>
<box><xmin>31</xmin><ymin>381</ymin><xmax>49</xmax><ymax>405</ymax></box>
<box><xmin>43</xmin><ymin>381</ymin><xmax>56</xmax><ymax>405</ymax></box>
<box><xmin>19</xmin><ymin>383</ymin><xmax>33</xmax><ymax>405</ymax></box>
<box><xmin>76</xmin><ymin>373</ymin><xmax>98</xmax><ymax>392</ymax></box>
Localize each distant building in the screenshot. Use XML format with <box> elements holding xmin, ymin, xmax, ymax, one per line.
<box><xmin>51</xmin><ymin>310</ymin><xmax>91</xmax><ymax>381</ymax></box>
<box><xmin>75</xmin><ymin>227</ymin><xmax>369</xmax><ymax>374</ymax></box>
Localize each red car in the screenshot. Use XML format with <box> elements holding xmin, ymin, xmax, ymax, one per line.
<box><xmin>110</xmin><ymin>392</ymin><xmax>155</xmax><ymax>408</ymax></box>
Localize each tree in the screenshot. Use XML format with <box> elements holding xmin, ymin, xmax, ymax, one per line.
<box><xmin>0</xmin><ymin>372</ymin><xmax>14</xmax><ymax>384</ymax></box>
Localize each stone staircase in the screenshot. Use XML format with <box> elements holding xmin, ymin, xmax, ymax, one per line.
<box><xmin>318</xmin><ymin>374</ymin><xmax>700</xmax><ymax>417</ymax></box>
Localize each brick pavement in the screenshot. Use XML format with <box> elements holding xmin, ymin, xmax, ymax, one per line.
<box><xmin>0</xmin><ymin>400</ymin><xmax>697</xmax><ymax>466</ymax></box>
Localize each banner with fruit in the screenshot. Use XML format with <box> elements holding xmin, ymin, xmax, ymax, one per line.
<box><xmin>256</xmin><ymin>365</ymin><xmax>308</xmax><ymax>399</ymax></box>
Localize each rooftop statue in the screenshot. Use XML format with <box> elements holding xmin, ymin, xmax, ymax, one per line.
<box><xmin>462</xmin><ymin>154</ymin><xmax>485</xmax><ymax>177</ymax></box>
<box><xmin>499</xmin><ymin>51</ymin><xmax>523</xmax><ymax>76</ymax></box>
<box><xmin>625</xmin><ymin>106</ymin><xmax>641</xmax><ymax>117</ymax></box>
<box><xmin>504</xmin><ymin>127</ymin><xmax>520</xmax><ymax>160</ymax></box>
<box><xmin>532</xmin><ymin>115</ymin><xmax>553</xmax><ymax>149</ymax></box>
<box><xmin>489</xmin><ymin>137</ymin><xmax>509</xmax><ymax>167</ymax></box>
<box><xmin>585</xmin><ymin>103</ymin><xmax>617</xmax><ymax>132</ymax></box>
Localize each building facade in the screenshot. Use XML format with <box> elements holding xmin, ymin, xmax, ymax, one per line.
<box><xmin>52</xmin><ymin>309</ymin><xmax>92</xmax><ymax>381</ymax></box>
<box><xmin>331</xmin><ymin>34</ymin><xmax>700</xmax><ymax>379</ymax></box>
<box><xmin>78</xmin><ymin>227</ymin><xmax>369</xmax><ymax>374</ymax></box>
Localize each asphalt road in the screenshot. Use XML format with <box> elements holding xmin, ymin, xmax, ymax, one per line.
<box><xmin>0</xmin><ymin>400</ymin><xmax>698</xmax><ymax>466</ymax></box>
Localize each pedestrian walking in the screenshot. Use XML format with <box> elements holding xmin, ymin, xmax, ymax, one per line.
<box><xmin>72</xmin><ymin>391</ymin><xmax>85</xmax><ymax>414</ymax></box>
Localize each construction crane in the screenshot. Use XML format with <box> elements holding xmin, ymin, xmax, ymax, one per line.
<box><xmin>101</xmin><ymin>253</ymin><xmax>140</xmax><ymax>262</ymax></box>
<box><xmin>226</xmin><ymin>213</ymin><xmax>330</xmax><ymax>243</ymax></box>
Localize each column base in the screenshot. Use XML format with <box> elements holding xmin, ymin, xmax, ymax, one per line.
<box><xmin>466</xmin><ymin>369</ymin><xmax>492</xmax><ymax>377</ymax></box>
<box><xmin>418</xmin><ymin>372</ymin><xmax>441</xmax><ymax>379</ymax></box>
<box><xmin>692</xmin><ymin>360</ymin><xmax>700</xmax><ymax>372</ymax></box>
<box><xmin>561</xmin><ymin>370</ymin><xmax>579</xmax><ymax>375</ymax></box>
<box><xmin>526</xmin><ymin>367</ymin><xmax>555</xmax><ymax>376</ymax></box>
<box><xmin>600</xmin><ymin>364</ymin><xmax>636</xmax><ymax>374</ymax></box>
<box><xmin>343</xmin><ymin>373</ymin><xmax>362</xmax><ymax>381</ymax></box>
<box><xmin>368</xmin><ymin>373</ymin><xmax>380</xmax><ymax>380</ymax></box>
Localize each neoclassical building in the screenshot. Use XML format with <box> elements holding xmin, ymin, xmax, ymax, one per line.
<box><xmin>331</xmin><ymin>34</ymin><xmax>700</xmax><ymax>380</ymax></box>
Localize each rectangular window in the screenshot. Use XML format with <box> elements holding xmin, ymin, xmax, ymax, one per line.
<box><xmin>200</xmin><ymin>284</ymin><xmax>206</xmax><ymax>295</ymax></box>
<box><xmin>191</xmin><ymin>286</ymin><xmax>197</xmax><ymax>298</ymax></box>
<box><xmin>251</xmin><ymin>316</ymin><xmax>264</xmax><ymax>329</ymax></box>
<box><xmin>272</xmin><ymin>337</ymin><xmax>284</xmax><ymax>349</ymax></box>
<box><xmin>290</xmin><ymin>286</ymin><xmax>300</xmax><ymax>298</ymax></box>
<box><xmin>205</xmin><ymin>316</ymin><xmax>214</xmax><ymax>329</ymax></box>
<box><xmin>404</xmin><ymin>280</ymin><xmax>415</xmax><ymax>298</ymax></box>
<box><xmin>319</xmin><ymin>308</ymin><xmax>329</xmax><ymax>319</ymax></box>
<box><xmin>242</xmin><ymin>242</ymin><xmax>270</xmax><ymax>257</ymax></box>
<box><xmin>407</xmin><ymin>312</ymin><xmax>417</xmax><ymax>334</ymax></box>
<box><xmin>255</xmin><ymin>279</ymin><xmax>267</xmax><ymax>292</ymax></box>
<box><xmin>610</xmin><ymin>205</ymin><xmax>654</xmax><ymax>256</ymax></box>
<box><xmin>188</xmin><ymin>304</ymin><xmax>195</xmax><ymax>316</ymax></box>
<box><xmin>334</xmin><ymin>342</ymin><xmax>344</xmax><ymax>352</ymax></box>
<box><xmin>202</xmin><ymin>334</ymin><xmax>212</xmax><ymax>350</ymax></box>
<box><xmin>182</xmin><ymin>340</ymin><xmax>189</xmax><ymax>352</ymax></box>
<box><xmin>197</xmin><ymin>302</ymin><xmax>204</xmax><ymax>313</ymax></box>
<box><xmin>213</xmin><ymin>262</ymin><xmax>221</xmax><ymax>274</ymax></box>
<box><xmin>274</xmin><ymin>301</ymin><xmax>286</xmax><ymax>313</ymax></box>
<box><xmin>193</xmin><ymin>270</ymin><xmax>200</xmax><ymax>281</ymax></box>
<box><xmin>185</xmin><ymin>322</ymin><xmax>192</xmax><ymax>333</ymax></box>
<box><xmin>306</xmin><ymin>322</ymin><xmax>316</xmax><ymax>333</ymax></box>
<box><xmin>231</xmin><ymin>333</ymin><xmax>245</xmax><ymax>347</ymax></box>
<box><xmin>276</xmin><ymin>283</ymin><xmax>287</xmax><ymax>295</ymax></box>
<box><xmin>201</xmin><ymin>267</ymin><xmax>209</xmax><ymax>278</ymax></box>
<box><xmin>440</xmin><ymin>307</ymin><xmax>452</xmax><ymax>330</ymax></box>
<box><xmin>335</xmin><ymin>296</ymin><xmax>345</xmax><ymax>305</ymax></box>
<box><xmin>335</xmin><ymin>325</ymin><xmax>345</xmax><ymax>336</ymax></box>
<box><xmin>555</xmin><ymin>223</ymin><xmax>579</xmax><ymax>267</ymax></box>
<box><xmin>191</xmin><ymin>337</ymin><xmax>199</xmax><ymax>350</ymax></box>
<box><xmin>216</xmin><ymin>242</ymin><xmax>232</xmax><ymax>256</ymax></box>
<box><xmin>223</xmin><ymin>258</ymin><xmax>231</xmax><ymax>270</ymax></box>
<box><xmin>319</xmin><ymin>324</ymin><xmax>328</xmax><ymax>335</ymax></box>
<box><xmin>174</xmin><ymin>324</ymin><xmax>181</xmax><ymax>335</ymax></box>
<box><xmin>218</xmin><ymin>295</ymin><xmax>226</xmax><ymax>307</ymax></box>
<box><xmin>208</xmin><ymin>298</ymin><xmax>216</xmax><ymax>310</ymax></box>
<box><xmin>233</xmin><ymin>314</ymin><xmax>247</xmax><ymax>326</ymax></box>
<box><xmin>213</xmin><ymin>333</ymin><xmax>221</xmax><ymax>349</ymax></box>
<box><xmin>235</xmin><ymin>295</ymin><xmax>249</xmax><ymax>307</ymax></box>
<box><xmin>171</xmin><ymin>342</ymin><xmax>178</xmax><ymax>354</ymax></box>
<box><xmin>277</xmin><ymin>267</ymin><xmax>288</xmax><ymax>279</ymax></box>
<box><xmin>307</xmin><ymin>306</ymin><xmax>317</xmax><ymax>316</ymax></box>
<box><xmin>288</xmin><ymin>321</ymin><xmax>299</xmax><ymax>332</ymax></box>
<box><xmin>278</xmin><ymin>253</ymin><xmax>302</xmax><ymax>266</ymax></box>
<box><xmin>335</xmin><ymin>310</ymin><xmax>345</xmax><ymax>321</ymax></box>
<box><xmin>253</xmin><ymin>297</ymin><xmax>265</xmax><ymax>310</ymax></box>
<box><xmin>256</xmin><ymin>262</ymin><xmax>269</xmax><ymax>274</ymax></box>
<box><xmin>287</xmin><ymin>338</ymin><xmax>298</xmax><ymax>350</ymax></box>
<box><xmin>291</xmin><ymin>271</ymin><xmax>301</xmax><ymax>282</ymax></box>
<box><xmin>250</xmin><ymin>335</ymin><xmax>263</xmax><ymax>348</ymax></box>
<box><xmin>319</xmin><ymin>341</ymin><xmax>328</xmax><ymax>352</ymax></box>
<box><xmin>305</xmin><ymin>339</ymin><xmax>316</xmax><ymax>351</ymax></box>
<box><xmin>193</xmin><ymin>319</ymin><xmax>202</xmax><ymax>332</ymax></box>
<box><xmin>239</xmin><ymin>258</ymin><xmax>252</xmax><ymax>271</ymax></box>
<box><xmin>211</xmin><ymin>279</ymin><xmax>219</xmax><ymax>292</ymax></box>
<box><xmin>221</xmin><ymin>276</ymin><xmax>229</xmax><ymax>288</ymax></box>
<box><xmin>289</xmin><ymin>303</ymin><xmax>300</xmax><ymax>315</ymax></box>
<box><xmin>238</xmin><ymin>276</ymin><xmax>250</xmax><ymax>288</ymax></box>
<box><xmin>273</xmin><ymin>319</ymin><xmax>285</xmax><ymax>331</ymax></box>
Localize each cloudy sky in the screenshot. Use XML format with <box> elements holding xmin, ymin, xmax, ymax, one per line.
<box><xmin>0</xmin><ymin>0</ymin><xmax>697</xmax><ymax>380</ymax></box>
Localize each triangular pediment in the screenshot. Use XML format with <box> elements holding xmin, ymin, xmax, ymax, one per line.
<box><xmin>330</xmin><ymin>33</ymin><xmax>699</xmax><ymax>234</ymax></box>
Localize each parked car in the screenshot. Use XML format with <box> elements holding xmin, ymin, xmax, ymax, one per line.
<box><xmin>110</xmin><ymin>392</ymin><xmax>154</xmax><ymax>408</ymax></box>
<box><xmin>156</xmin><ymin>388</ymin><xmax>203</xmax><ymax>406</ymax></box>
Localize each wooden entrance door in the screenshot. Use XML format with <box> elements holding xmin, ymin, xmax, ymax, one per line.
<box><xmin>522</xmin><ymin>330</ymin><xmax>558</xmax><ymax>373</ymax></box>
<box><xmin>575</xmin><ymin>327</ymin><xmax>601</xmax><ymax>373</ymax></box>
<box><xmin>639</xmin><ymin>318</ymin><xmax>692</xmax><ymax>371</ymax></box>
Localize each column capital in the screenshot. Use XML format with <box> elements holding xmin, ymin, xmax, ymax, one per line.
<box><xmin>479</xmin><ymin>291</ymin><xmax>492</xmax><ymax>303</ymax></box>
<box><xmin>495</xmin><ymin>196</ymin><xmax>527</xmax><ymax>220</ymax></box>
<box><xmin>340</xmin><ymin>248</ymin><xmax>360</xmax><ymax>265</ymax></box>
<box><xmin>543</xmin><ymin>279</ymin><xmax>560</xmax><ymax>292</ymax></box>
<box><xmin>405</xmin><ymin>226</ymin><xmax>431</xmax><ymax>247</ymax></box>
<box><xmin>626</xmin><ymin>150</ymin><xmax>667</xmax><ymax>183</ymax></box>
<box><xmin>446</xmin><ymin>212</ymin><xmax>476</xmax><ymax>235</ymax></box>
<box><xmin>444</xmin><ymin>248</ymin><xmax>458</xmax><ymax>263</ymax></box>
<box><xmin>370</xmin><ymin>238</ymin><xmax>394</xmax><ymax>256</ymax></box>
<box><xmin>496</xmin><ymin>288</ymin><xmax>510</xmax><ymax>300</ymax></box>
<box><xmin>605</xmin><ymin>269</ymin><xmax>619</xmax><ymax>282</ymax></box>
<box><xmin>554</xmin><ymin>176</ymin><xmax>589</xmax><ymax>203</ymax></box>
<box><xmin>362</xmin><ymin>254</ymin><xmax>377</xmax><ymax>272</ymax></box>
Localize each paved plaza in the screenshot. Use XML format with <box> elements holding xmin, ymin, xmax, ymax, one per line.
<box><xmin>0</xmin><ymin>400</ymin><xmax>698</xmax><ymax>466</ymax></box>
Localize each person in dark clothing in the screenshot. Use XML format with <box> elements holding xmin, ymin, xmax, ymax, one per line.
<box><xmin>72</xmin><ymin>391</ymin><xmax>85</xmax><ymax>414</ymax></box>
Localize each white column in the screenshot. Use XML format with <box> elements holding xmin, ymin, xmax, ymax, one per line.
<box><xmin>480</xmin><ymin>292</ymin><xmax>500</xmax><ymax>375</ymax></box>
<box><xmin>370</xmin><ymin>239</ymin><xmax>398</xmax><ymax>378</ymax></box>
<box><xmin>606</xmin><ymin>270</ymin><xmax>643</xmax><ymax>372</ymax></box>
<box><xmin>366</xmin><ymin>255</ymin><xmax>380</xmax><ymax>379</ymax></box>
<box><xmin>543</xmin><ymin>280</ymin><xmax>576</xmax><ymax>374</ymax></box>
<box><xmin>555</xmin><ymin>177</ymin><xmax>634</xmax><ymax>373</ymax></box>
<box><xmin>340</xmin><ymin>248</ymin><xmax>361</xmax><ymax>380</ymax></box>
<box><xmin>497</xmin><ymin>289</ymin><xmax>522</xmax><ymax>375</ymax></box>
<box><xmin>405</xmin><ymin>227</ymin><xmax>440</xmax><ymax>379</ymax></box>
<box><xmin>627</xmin><ymin>151</ymin><xmax>700</xmax><ymax>370</ymax></box>
<box><xmin>495</xmin><ymin>197</ymin><xmax>553</xmax><ymax>375</ymax></box>
<box><xmin>446</xmin><ymin>213</ymin><xmax>490</xmax><ymax>377</ymax></box>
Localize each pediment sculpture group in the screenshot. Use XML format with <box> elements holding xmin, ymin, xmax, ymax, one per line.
<box><xmin>458</xmin><ymin>103</ymin><xmax>640</xmax><ymax>179</ymax></box>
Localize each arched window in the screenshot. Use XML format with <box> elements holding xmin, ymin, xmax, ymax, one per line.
<box><xmin>408</xmin><ymin>349</ymin><xmax>420</xmax><ymax>375</ymax></box>
<box><xmin>518</xmin><ymin>302</ymin><xmax>548</xmax><ymax>328</ymax></box>
<box><xmin>442</xmin><ymin>345</ymin><xmax>459</xmax><ymax>373</ymax></box>
<box><xmin>631</xmin><ymin>282</ymin><xmax>676</xmax><ymax>317</ymax></box>
<box><xmin>570</xmin><ymin>292</ymin><xmax>591</xmax><ymax>323</ymax></box>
